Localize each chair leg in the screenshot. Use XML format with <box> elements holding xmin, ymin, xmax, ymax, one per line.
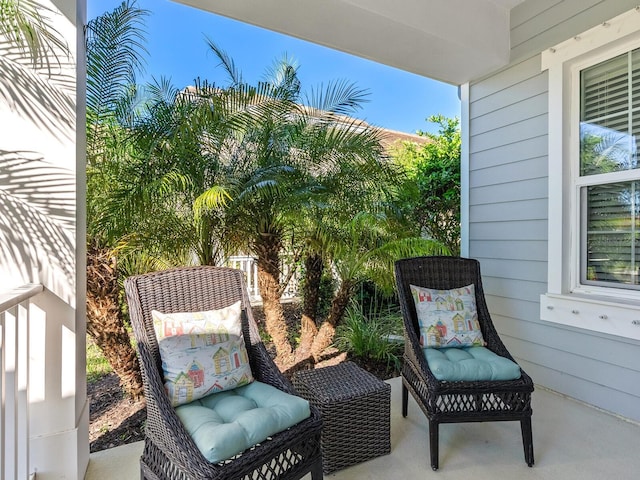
<box><xmin>310</xmin><ymin>458</ymin><xmax>324</xmax><ymax>479</ymax></box>
<box><xmin>429</xmin><ymin>419</ymin><xmax>439</xmax><ymax>471</ymax></box>
<box><xmin>402</xmin><ymin>382</ymin><xmax>408</xmax><ymax>417</ymax></box>
<box><xmin>520</xmin><ymin>417</ymin><xmax>534</xmax><ymax>467</ymax></box>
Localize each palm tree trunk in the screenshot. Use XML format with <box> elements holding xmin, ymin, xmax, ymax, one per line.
<box><xmin>86</xmin><ymin>244</ymin><xmax>143</xmax><ymax>400</ymax></box>
<box><xmin>294</xmin><ymin>253</ymin><xmax>322</xmax><ymax>362</ymax></box>
<box><xmin>255</xmin><ymin>234</ymin><xmax>294</xmax><ymax>366</ymax></box>
<box><xmin>310</xmin><ymin>279</ymin><xmax>354</xmax><ymax>360</ymax></box>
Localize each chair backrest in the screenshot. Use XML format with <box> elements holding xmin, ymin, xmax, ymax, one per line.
<box><xmin>124</xmin><ymin>266</ymin><xmax>261</xmax><ymax>381</ymax></box>
<box><xmin>394</xmin><ymin>256</ymin><xmax>504</xmax><ymax>354</ymax></box>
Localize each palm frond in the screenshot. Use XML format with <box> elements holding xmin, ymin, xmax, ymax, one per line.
<box><xmin>86</xmin><ymin>0</ymin><xmax>148</xmax><ymax>125</ymax></box>
<box><xmin>303</xmin><ymin>79</ymin><xmax>370</xmax><ymax>117</ymax></box>
<box><xmin>205</xmin><ymin>37</ymin><xmax>242</xmax><ymax>85</ymax></box>
<box><xmin>263</xmin><ymin>54</ymin><xmax>301</xmax><ymax>101</ymax></box>
<box><xmin>193</xmin><ymin>185</ymin><xmax>232</xmax><ymax>219</ymax></box>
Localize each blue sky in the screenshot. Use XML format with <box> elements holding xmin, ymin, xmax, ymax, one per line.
<box><xmin>88</xmin><ymin>0</ymin><xmax>461</xmax><ymax>134</ymax></box>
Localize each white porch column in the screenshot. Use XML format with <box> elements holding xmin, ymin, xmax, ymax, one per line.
<box><xmin>0</xmin><ymin>0</ymin><xmax>87</xmax><ymax>478</ymax></box>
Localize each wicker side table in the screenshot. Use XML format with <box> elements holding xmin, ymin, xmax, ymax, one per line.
<box><xmin>293</xmin><ymin>361</ymin><xmax>391</xmax><ymax>473</ymax></box>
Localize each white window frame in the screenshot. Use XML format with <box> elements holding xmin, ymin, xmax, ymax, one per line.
<box><xmin>541</xmin><ymin>8</ymin><xmax>640</xmax><ymax>340</ymax></box>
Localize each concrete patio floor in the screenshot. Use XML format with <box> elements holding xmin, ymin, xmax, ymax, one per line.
<box><xmin>86</xmin><ymin>376</ymin><xmax>640</xmax><ymax>480</ymax></box>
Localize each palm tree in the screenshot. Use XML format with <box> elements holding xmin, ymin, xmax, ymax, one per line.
<box><xmin>85</xmin><ymin>0</ymin><xmax>149</xmax><ymax>399</ymax></box>
<box><xmin>208</xmin><ymin>45</ymin><xmax>399</xmax><ymax>367</ymax></box>
<box><xmin>307</xmin><ymin>212</ymin><xmax>449</xmax><ymax>360</ymax></box>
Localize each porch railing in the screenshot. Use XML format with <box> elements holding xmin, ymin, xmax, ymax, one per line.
<box><xmin>225</xmin><ymin>256</ymin><xmax>300</xmax><ymax>303</ymax></box>
<box><xmin>0</xmin><ymin>284</ymin><xmax>43</xmax><ymax>480</ymax></box>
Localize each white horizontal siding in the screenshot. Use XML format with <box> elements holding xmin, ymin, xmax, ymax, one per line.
<box><xmin>480</xmin><ymin>258</ymin><xmax>547</xmax><ymax>283</ymax></box>
<box><xmin>469</xmin><ymin>9</ymin><xmax>640</xmax><ymax>420</ymax></box>
<box><xmin>490</xmin><ymin>307</ymin><xmax>640</xmax><ymax>371</ymax></box>
<box><xmin>470</xmin><ymin>199</ymin><xmax>547</xmax><ymax>222</ymax></box>
<box><xmin>470</xmin><ymin>56</ymin><xmax>543</xmax><ymax>100</ymax></box>
<box><xmin>482</xmin><ymin>276</ymin><xmax>546</xmax><ymax>303</ymax></box>
<box><xmin>471</xmin><ymin>93</ymin><xmax>547</xmax><ymax>135</ymax></box>
<box><xmin>511</xmin><ymin>337</ymin><xmax>640</xmax><ymax>397</ymax></box>
<box><xmin>510</xmin><ymin>0</ymin><xmax>562</xmax><ymax>29</ymax></box>
<box><xmin>520</xmin><ymin>359</ymin><xmax>640</xmax><ymax>421</ymax></box>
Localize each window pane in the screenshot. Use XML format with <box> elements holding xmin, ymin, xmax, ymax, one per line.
<box><xmin>583</xmin><ymin>182</ymin><xmax>640</xmax><ymax>287</ymax></box>
<box><xmin>580</xmin><ymin>50</ymin><xmax>640</xmax><ymax>175</ymax></box>
<box><xmin>581</xmin><ymin>52</ymin><xmax>628</xmax><ymax>121</ymax></box>
<box><xmin>580</xmin><ymin>118</ymin><xmax>635</xmax><ymax>174</ymax></box>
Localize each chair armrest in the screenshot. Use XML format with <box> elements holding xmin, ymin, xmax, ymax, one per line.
<box><xmin>247</xmin><ymin>341</ymin><xmax>296</xmax><ymax>394</ymax></box>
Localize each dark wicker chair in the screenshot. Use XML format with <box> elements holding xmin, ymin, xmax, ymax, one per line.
<box><xmin>124</xmin><ymin>266</ymin><xmax>323</xmax><ymax>480</ymax></box>
<box><xmin>394</xmin><ymin>256</ymin><xmax>534</xmax><ymax>470</ymax></box>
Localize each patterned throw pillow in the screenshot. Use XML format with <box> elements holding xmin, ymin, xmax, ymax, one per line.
<box><xmin>152</xmin><ymin>301</ymin><xmax>254</xmax><ymax>407</ymax></box>
<box><xmin>410</xmin><ymin>284</ymin><xmax>485</xmax><ymax>348</ymax></box>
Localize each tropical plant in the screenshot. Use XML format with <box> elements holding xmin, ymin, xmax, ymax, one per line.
<box><xmin>201</xmin><ymin>45</ymin><xmax>394</xmax><ymax>367</ymax></box>
<box><xmin>334</xmin><ymin>299</ymin><xmax>404</xmax><ymax>371</ymax></box>
<box><xmin>392</xmin><ymin>115</ymin><xmax>462</xmax><ymax>254</ymax></box>
<box><xmin>85</xmin><ymin>19</ymin><xmax>450</xmax><ymax>375</ymax></box>
<box><xmin>85</xmin><ymin>0</ymin><xmax>148</xmax><ymax>399</ymax></box>
<box><xmin>196</xmin><ymin>44</ymin><xmax>453</xmax><ymax>368</ymax></box>
<box><xmin>305</xmin><ymin>212</ymin><xmax>449</xmax><ymax>361</ymax></box>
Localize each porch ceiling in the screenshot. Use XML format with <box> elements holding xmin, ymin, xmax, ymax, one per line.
<box><xmin>172</xmin><ymin>0</ymin><xmax>525</xmax><ymax>85</ymax></box>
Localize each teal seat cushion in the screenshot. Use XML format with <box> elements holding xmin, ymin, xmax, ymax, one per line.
<box><xmin>175</xmin><ymin>381</ymin><xmax>311</xmax><ymax>463</ymax></box>
<box><xmin>424</xmin><ymin>346</ymin><xmax>521</xmax><ymax>382</ymax></box>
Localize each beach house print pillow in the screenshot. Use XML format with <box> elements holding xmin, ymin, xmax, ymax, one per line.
<box><xmin>410</xmin><ymin>284</ymin><xmax>485</xmax><ymax>348</ymax></box>
<box><xmin>152</xmin><ymin>301</ymin><xmax>254</xmax><ymax>407</ymax></box>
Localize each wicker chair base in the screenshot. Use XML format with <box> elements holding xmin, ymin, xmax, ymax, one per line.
<box><xmin>401</xmin><ymin>367</ymin><xmax>534</xmax><ymax>470</ymax></box>
<box><xmin>140</xmin><ymin>436</ymin><xmax>323</xmax><ymax>480</ymax></box>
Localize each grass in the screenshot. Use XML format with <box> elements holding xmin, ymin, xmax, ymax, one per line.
<box><xmin>87</xmin><ymin>336</ymin><xmax>112</xmax><ymax>383</ymax></box>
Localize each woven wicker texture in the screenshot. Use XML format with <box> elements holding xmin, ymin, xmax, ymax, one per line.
<box><xmin>124</xmin><ymin>266</ymin><xmax>323</xmax><ymax>480</ymax></box>
<box><xmin>394</xmin><ymin>256</ymin><xmax>534</xmax><ymax>470</ymax></box>
<box><xmin>293</xmin><ymin>362</ymin><xmax>391</xmax><ymax>474</ymax></box>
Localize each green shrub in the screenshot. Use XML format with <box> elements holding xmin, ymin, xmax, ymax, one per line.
<box><xmin>334</xmin><ymin>300</ymin><xmax>403</xmax><ymax>369</ymax></box>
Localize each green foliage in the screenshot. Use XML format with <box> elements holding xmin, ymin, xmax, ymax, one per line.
<box><xmin>391</xmin><ymin>115</ymin><xmax>461</xmax><ymax>254</ymax></box>
<box><xmin>84</xmin><ymin>3</ymin><xmax>452</xmax><ymax>361</ymax></box>
<box><xmin>86</xmin><ymin>0</ymin><xmax>148</xmax><ymax>162</ymax></box>
<box><xmin>299</xmin><ymin>269</ymin><xmax>336</xmax><ymax>319</ymax></box>
<box><xmin>353</xmin><ymin>280</ymin><xmax>398</xmax><ymax>316</ymax></box>
<box><xmin>334</xmin><ymin>300</ymin><xmax>403</xmax><ymax>369</ymax></box>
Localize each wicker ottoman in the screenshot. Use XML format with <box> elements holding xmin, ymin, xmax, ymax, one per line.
<box><xmin>293</xmin><ymin>361</ymin><xmax>391</xmax><ymax>473</ymax></box>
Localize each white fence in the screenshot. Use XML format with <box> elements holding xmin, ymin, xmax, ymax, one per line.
<box><xmin>225</xmin><ymin>256</ymin><xmax>300</xmax><ymax>303</ymax></box>
<box><xmin>0</xmin><ymin>284</ymin><xmax>42</xmax><ymax>480</ymax></box>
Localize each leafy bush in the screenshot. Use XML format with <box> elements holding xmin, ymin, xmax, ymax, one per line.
<box><xmin>334</xmin><ymin>300</ymin><xmax>404</xmax><ymax>369</ymax></box>
<box><xmin>391</xmin><ymin>115</ymin><xmax>461</xmax><ymax>254</ymax></box>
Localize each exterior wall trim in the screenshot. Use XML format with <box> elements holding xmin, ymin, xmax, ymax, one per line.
<box><xmin>460</xmin><ymin>83</ymin><xmax>470</xmax><ymax>257</ymax></box>
<box><xmin>540</xmin><ymin>6</ymin><xmax>640</xmax><ymax>341</ymax></box>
